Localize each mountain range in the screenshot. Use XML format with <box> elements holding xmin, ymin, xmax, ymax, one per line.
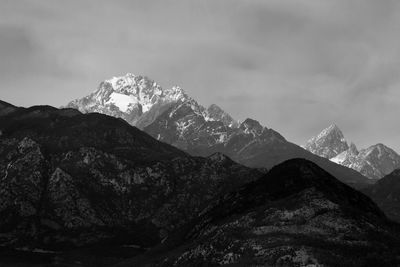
<box><xmin>0</xmin><ymin>100</ymin><xmax>262</xmax><ymax>251</ymax></box>
<box><xmin>2</xmin><ymin>73</ymin><xmax>399</xmax><ymax>266</ymax></box>
<box><xmin>67</xmin><ymin>73</ymin><xmax>371</xmax><ymax>189</ymax></box>
<box><xmin>304</xmin><ymin>124</ymin><xmax>400</xmax><ymax>179</ymax></box>
<box><xmin>1</xmin><ymin>98</ymin><xmax>400</xmax><ymax>266</ymax></box>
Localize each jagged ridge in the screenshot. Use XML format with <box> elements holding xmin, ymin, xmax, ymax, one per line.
<box><xmin>305</xmin><ymin>124</ymin><xmax>400</xmax><ymax>179</ymax></box>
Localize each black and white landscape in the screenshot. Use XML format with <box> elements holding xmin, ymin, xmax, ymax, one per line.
<box><xmin>1</xmin><ymin>1</ymin><xmax>400</xmax><ymax>266</ymax></box>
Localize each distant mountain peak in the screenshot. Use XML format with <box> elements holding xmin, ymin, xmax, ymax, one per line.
<box><xmin>101</xmin><ymin>73</ymin><xmax>190</xmax><ymax>112</ymax></box>
<box><xmin>240</xmin><ymin>118</ymin><xmax>264</xmax><ymax>135</ymax></box>
<box><xmin>304</xmin><ymin>124</ymin><xmax>349</xmax><ymax>159</ymax></box>
<box><xmin>66</xmin><ymin>73</ymin><xmax>191</xmax><ymax>127</ymax></box>
<box><xmin>208</xmin><ymin>103</ymin><xmax>221</xmax><ymax>110</ymax></box>
<box><xmin>306</xmin><ymin>124</ymin><xmax>400</xmax><ymax>180</ymax></box>
<box><xmin>318</xmin><ymin>123</ymin><xmax>343</xmax><ymax>139</ymax></box>
<box><xmin>240</xmin><ymin>118</ymin><xmax>263</xmax><ymax>129</ymax></box>
<box><xmin>206</xmin><ymin>104</ymin><xmax>238</xmax><ymax>127</ymax></box>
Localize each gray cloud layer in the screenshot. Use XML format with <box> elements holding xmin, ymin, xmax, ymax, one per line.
<box><xmin>0</xmin><ymin>0</ymin><xmax>399</xmax><ymax>151</ymax></box>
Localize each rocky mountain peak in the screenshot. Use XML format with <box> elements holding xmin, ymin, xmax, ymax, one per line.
<box><xmin>306</xmin><ymin>124</ymin><xmax>400</xmax><ymax>180</ymax></box>
<box><xmin>206</xmin><ymin>104</ymin><xmax>238</xmax><ymax>127</ymax></box>
<box><xmin>240</xmin><ymin>118</ymin><xmax>264</xmax><ymax>134</ymax></box>
<box><xmin>318</xmin><ymin>124</ymin><xmax>344</xmax><ymax>139</ymax></box>
<box><xmin>66</xmin><ymin>74</ymin><xmax>192</xmax><ymax>127</ymax></box>
<box><xmin>364</xmin><ymin>143</ymin><xmax>391</xmax><ymax>155</ymax></box>
<box><xmin>99</xmin><ymin>74</ymin><xmax>189</xmax><ymax>112</ymax></box>
<box><xmin>304</xmin><ymin>124</ymin><xmax>349</xmax><ymax>159</ymax></box>
<box><xmin>349</xmin><ymin>142</ymin><xmax>359</xmax><ymax>155</ymax></box>
<box><xmin>360</xmin><ymin>144</ymin><xmax>399</xmax><ymax>162</ymax></box>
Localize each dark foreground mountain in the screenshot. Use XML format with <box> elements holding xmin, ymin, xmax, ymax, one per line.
<box><xmin>68</xmin><ymin>74</ymin><xmax>372</xmax><ymax>189</ymax></box>
<box><xmin>305</xmin><ymin>124</ymin><xmax>400</xmax><ymax>180</ymax></box>
<box><xmin>118</xmin><ymin>159</ymin><xmax>400</xmax><ymax>267</ymax></box>
<box><xmin>0</xmin><ymin>100</ymin><xmax>262</xmax><ymax>252</ymax></box>
<box><xmin>363</xmin><ymin>169</ymin><xmax>400</xmax><ymax>222</ymax></box>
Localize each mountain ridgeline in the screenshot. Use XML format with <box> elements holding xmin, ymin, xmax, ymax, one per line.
<box><xmin>0</xmin><ymin>99</ymin><xmax>400</xmax><ymax>266</ymax></box>
<box><xmin>304</xmin><ymin>124</ymin><xmax>400</xmax><ymax>179</ymax></box>
<box><xmin>0</xmin><ymin>101</ymin><xmax>262</xmax><ymax>250</ymax></box>
<box><xmin>67</xmin><ymin>73</ymin><xmax>371</xmax><ymax>189</ymax></box>
<box><xmin>118</xmin><ymin>159</ymin><xmax>400</xmax><ymax>266</ymax></box>
<box><xmin>1</xmin><ymin>73</ymin><xmax>398</xmax><ymax>266</ymax></box>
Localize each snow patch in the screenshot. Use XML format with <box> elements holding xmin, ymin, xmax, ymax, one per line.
<box><xmin>107</xmin><ymin>92</ymin><xmax>139</xmax><ymax>112</ymax></box>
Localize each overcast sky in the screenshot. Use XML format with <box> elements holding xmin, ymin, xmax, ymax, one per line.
<box><xmin>1</xmin><ymin>0</ymin><xmax>399</xmax><ymax>151</ymax></box>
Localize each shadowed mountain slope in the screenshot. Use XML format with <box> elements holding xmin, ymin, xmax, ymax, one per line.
<box><xmin>67</xmin><ymin>74</ymin><xmax>372</xmax><ymax>189</ymax></box>
<box><xmin>363</xmin><ymin>169</ymin><xmax>400</xmax><ymax>222</ymax></box>
<box><xmin>118</xmin><ymin>159</ymin><xmax>400</xmax><ymax>267</ymax></box>
<box><xmin>0</xmin><ymin>100</ymin><xmax>262</xmax><ymax>250</ymax></box>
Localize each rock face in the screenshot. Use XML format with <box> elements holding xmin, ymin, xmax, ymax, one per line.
<box><xmin>304</xmin><ymin>124</ymin><xmax>349</xmax><ymax>159</ymax></box>
<box><xmin>363</xmin><ymin>169</ymin><xmax>400</xmax><ymax>222</ymax></box>
<box><xmin>145</xmin><ymin>110</ymin><xmax>370</xmax><ymax>188</ymax></box>
<box><xmin>0</xmin><ymin>101</ymin><xmax>262</xmax><ymax>249</ymax></box>
<box><xmin>66</xmin><ymin>74</ymin><xmax>372</xmax><ymax>188</ymax></box>
<box><xmin>119</xmin><ymin>159</ymin><xmax>400</xmax><ymax>267</ymax></box>
<box><xmin>206</xmin><ymin>104</ymin><xmax>238</xmax><ymax>128</ymax></box>
<box><xmin>66</xmin><ymin>74</ymin><xmax>190</xmax><ymax>128</ymax></box>
<box><xmin>332</xmin><ymin>143</ymin><xmax>400</xmax><ymax>180</ymax></box>
<box><xmin>305</xmin><ymin>125</ymin><xmax>400</xmax><ymax>179</ymax></box>
<box><xmin>144</xmin><ymin>107</ymin><xmax>286</xmax><ymax>163</ymax></box>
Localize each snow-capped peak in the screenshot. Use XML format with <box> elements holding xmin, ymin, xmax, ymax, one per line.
<box><xmin>316</xmin><ymin>124</ymin><xmax>344</xmax><ymax>141</ymax></box>
<box><xmin>66</xmin><ymin>73</ymin><xmax>192</xmax><ymax>127</ymax></box>
<box><xmin>305</xmin><ymin>124</ymin><xmax>400</xmax><ymax>179</ymax></box>
<box><xmin>304</xmin><ymin>124</ymin><xmax>349</xmax><ymax>159</ymax></box>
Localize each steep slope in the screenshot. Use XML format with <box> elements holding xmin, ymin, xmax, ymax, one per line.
<box><xmin>66</xmin><ymin>74</ymin><xmax>190</xmax><ymax>128</ymax></box>
<box><xmin>205</xmin><ymin>104</ymin><xmax>239</xmax><ymax>128</ymax></box>
<box><xmin>118</xmin><ymin>159</ymin><xmax>400</xmax><ymax>267</ymax></box>
<box><xmin>0</xmin><ymin>100</ymin><xmax>262</xmax><ymax>250</ymax></box>
<box><xmin>358</xmin><ymin>144</ymin><xmax>400</xmax><ymax>178</ymax></box>
<box><xmin>0</xmin><ymin>100</ymin><xmax>18</xmax><ymax>116</ymax></box>
<box><xmin>304</xmin><ymin>124</ymin><xmax>349</xmax><ymax>159</ymax></box>
<box><xmin>363</xmin><ymin>169</ymin><xmax>400</xmax><ymax>222</ymax></box>
<box><xmin>306</xmin><ymin>125</ymin><xmax>400</xmax><ymax>179</ymax></box>
<box><xmin>67</xmin><ymin>74</ymin><xmax>371</xmax><ymax>188</ymax></box>
<box><xmin>145</xmin><ymin>109</ymin><xmax>371</xmax><ymax>188</ymax></box>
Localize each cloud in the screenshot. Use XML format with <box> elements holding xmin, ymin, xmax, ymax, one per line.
<box><xmin>0</xmin><ymin>25</ymin><xmax>74</xmax><ymax>81</ymax></box>
<box><xmin>0</xmin><ymin>0</ymin><xmax>399</xmax><ymax>151</ymax></box>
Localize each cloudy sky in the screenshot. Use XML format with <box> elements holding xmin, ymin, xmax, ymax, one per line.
<box><xmin>1</xmin><ymin>0</ymin><xmax>399</xmax><ymax>151</ymax></box>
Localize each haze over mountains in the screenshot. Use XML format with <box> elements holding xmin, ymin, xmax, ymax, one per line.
<box><xmin>305</xmin><ymin>124</ymin><xmax>400</xmax><ymax>180</ymax></box>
